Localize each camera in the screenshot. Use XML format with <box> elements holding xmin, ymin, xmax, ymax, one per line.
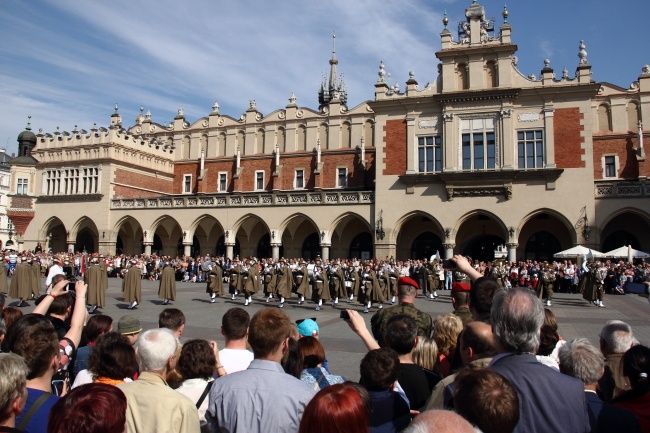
<box><xmin>339</xmin><ymin>310</ymin><xmax>350</xmax><ymax>320</ymax></box>
<box><xmin>442</xmin><ymin>259</ymin><xmax>457</xmax><ymax>270</ymax></box>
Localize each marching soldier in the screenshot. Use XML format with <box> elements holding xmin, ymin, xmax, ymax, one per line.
<box><xmin>328</xmin><ymin>260</ymin><xmax>345</xmax><ymax>307</ymax></box>
<box><xmin>312</xmin><ymin>261</ymin><xmax>330</xmax><ymax>311</ymax></box>
<box><xmin>243</xmin><ymin>259</ymin><xmax>260</xmax><ymax>306</ymax></box>
<box><xmin>206</xmin><ymin>259</ymin><xmax>223</xmax><ymax>303</ymax></box>
<box><xmin>539</xmin><ymin>263</ymin><xmax>556</xmax><ymax>307</ymax></box>
<box><xmin>295</xmin><ymin>260</ymin><xmax>310</xmax><ymax>304</ymax></box>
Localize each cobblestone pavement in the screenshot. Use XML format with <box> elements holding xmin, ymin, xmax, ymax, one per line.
<box><xmin>8</xmin><ymin>278</ymin><xmax>650</xmax><ymax>381</ymax></box>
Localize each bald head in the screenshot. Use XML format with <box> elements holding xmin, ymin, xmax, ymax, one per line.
<box><xmin>403</xmin><ymin>410</ymin><xmax>476</xmax><ymax>433</ymax></box>
<box><xmin>460</xmin><ymin>321</ymin><xmax>497</xmax><ymax>365</ymax></box>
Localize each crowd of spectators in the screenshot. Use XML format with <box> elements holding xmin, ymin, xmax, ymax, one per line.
<box><xmin>0</xmin><ymin>249</ymin><xmax>648</xmax><ymax>432</ymax></box>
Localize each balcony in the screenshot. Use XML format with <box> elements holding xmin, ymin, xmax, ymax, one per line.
<box><xmin>111</xmin><ymin>190</ymin><xmax>374</xmax><ymax>209</ymax></box>
<box><xmin>595</xmin><ymin>179</ymin><xmax>650</xmax><ymax>198</ymax></box>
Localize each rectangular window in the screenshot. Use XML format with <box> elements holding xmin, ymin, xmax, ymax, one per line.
<box><xmin>337</xmin><ymin>168</ymin><xmax>348</xmax><ymax>187</ymax></box>
<box><xmin>255</xmin><ymin>171</ymin><xmax>264</xmax><ymax>191</ymax></box>
<box><xmin>17</xmin><ymin>178</ymin><xmax>28</xmax><ymax>195</ymax></box>
<box><xmin>604</xmin><ymin>156</ymin><xmax>616</xmax><ymax>178</ymax></box>
<box><xmin>461</xmin><ymin>118</ymin><xmax>496</xmax><ymax>171</ymax></box>
<box><xmin>219</xmin><ymin>173</ymin><xmax>228</xmax><ymax>192</ymax></box>
<box><xmin>295</xmin><ymin>169</ymin><xmax>304</xmax><ymax>189</ymax></box>
<box><xmin>418</xmin><ymin>136</ymin><xmax>442</xmax><ymax>173</ymax></box>
<box><xmin>517</xmin><ymin>130</ymin><xmax>544</xmax><ymax>169</ymax></box>
<box><xmin>183</xmin><ymin>174</ymin><xmax>192</xmax><ymax>194</ymax></box>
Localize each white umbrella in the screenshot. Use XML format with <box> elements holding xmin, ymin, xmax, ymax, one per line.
<box><xmin>603</xmin><ymin>245</ymin><xmax>650</xmax><ymax>262</ymax></box>
<box><xmin>554</xmin><ymin>245</ymin><xmax>605</xmax><ymax>259</ymax></box>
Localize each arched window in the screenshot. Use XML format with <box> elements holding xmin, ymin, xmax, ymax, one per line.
<box><xmin>456</xmin><ymin>63</ymin><xmax>469</xmax><ymax>90</ymax></box>
<box><xmin>318</xmin><ymin>123</ymin><xmax>329</xmax><ymax>149</ymax></box>
<box><xmin>217</xmin><ymin>133</ymin><xmax>226</xmax><ymax>157</ymax></box>
<box><xmin>237</xmin><ymin>130</ymin><xmax>245</xmax><ymax>154</ymax></box>
<box><xmin>297</xmin><ymin>125</ymin><xmax>307</xmax><ymax>151</ymax></box>
<box><xmin>341</xmin><ymin>122</ymin><xmax>351</xmax><ymax>149</ymax></box>
<box><xmin>485</xmin><ymin>61</ymin><xmax>497</xmax><ymax>88</ymax></box>
<box><xmin>598</xmin><ymin>104</ymin><xmax>611</xmax><ymax>132</ymax></box>
<box><xmin>182</xmin><ymin>136</ymin><xmax>191</xmax><ymax>160</ymax></box>
<box><xmin>256</xmin><ymin>128</ymin><xmax>265</xmax><ymax>155</ymax></box>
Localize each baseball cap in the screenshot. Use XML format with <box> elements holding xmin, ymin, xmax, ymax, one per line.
<box><xmin>117</xmin><ymin>315</ymin><xmax>142</xmax><ymax>335</ymax></box>
<box><xmin>296</xmin><ymin>318</ymin><xmax>319</xmax><ymax>337</ymax></box>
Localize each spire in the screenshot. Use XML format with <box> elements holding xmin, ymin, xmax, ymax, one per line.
<box><xmin>318</xmin><ymin>33</ymin><xmax>347</xmax><ymax>108</ymax></box>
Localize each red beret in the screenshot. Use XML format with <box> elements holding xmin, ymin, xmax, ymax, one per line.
<box><xmin>452</xmin><ymin>282</ymin><xmax>470</xmax><ymax>292</ymax></box>
<box><xmin>397</xmin><ymin>276</ymin><xmax>419</xmax><ymax>290</ymax></box>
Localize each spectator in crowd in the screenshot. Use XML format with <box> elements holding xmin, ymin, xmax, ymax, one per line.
<box><xmin>207</xmin><ymin>308</ymin><xmax>315</xmax><ymax>433</ymax></box>
<box><xmin>296</xmin><ymin>318</ymin><xmax>319</xmax><ymax>338</ymax></box>
<box><xmin>0</xmin><ymin>353</ymin><xmax>29</xmax><ymax>432</ymax></box>
<box><xmin>175</xmin><ymin>339</ymin><xmax>226</xmax><ymax>432</ymax></box>
<box><xmin>558</xmin><ymin>338</ymin><xmax>641</xmax><ymax>433</ymax></box>
<box><xmin>47</xmin><ymin>383</ymin><xmax>127</xmax><ymax>433</ymax></box>
<box><xmin>218</xmin><ymin>307</ymin><xmax>253</xmax><ymax>373</ymax></box>
<box><xmin>158</xmin><ymin>308</ymin><xmax>186</xmax><ymax>340</ymax></box>
<box><xmin>7</xmin><ymin>279</ymin><xmax>87</xmax><ymax>433</ymax></box>
<box><xmin>383</xmin><ymin>314</ymin><xmax>439</xmax><ymax>411</ymax></box>
<box><xmin>298</xmin><ymin>383</ymin><xmax>369</xmax><ymax>433</ymax></box>
<box><xmin>0</xmin><ymin>318</ymin><xmax>5</xmax><ymax>349</ymax></box>
<box><xmin>402</xmin><ymin>410</ymin><xmax>475</xmax><ymax>433</ymax></box>
<box><xmin>612</xmin><ymin>344</ymin><xmax>650</xmax><ymax>432</ymax></box>
<box><xmin>1</xmin><ymin>307</ymin><xmax>22</xmax><ymax>337</ymax></box>
<box><xmin>453</xmin><ymin>368</ymin><xmax>520</xmax><ymax>433</ymax></box>
<box><xmin>489</xmin><ymin>287</ymin><xmax>590</xmax><ymax>433</ymax></box>
<box><xmin>412</xmin><ymin>337</ymin><xmax>438</xmax><ymax>373</ymax></box>
<box><xmin>370</xmin><ymin>277</ymin><xmax>433</xmax><ymax>345</ymax></box>
<box><xmin>599</xmin><ymin>320</ymin><xmax>635</xmax><ymax>402</ymax></box>
<box><xmin>360</xmin><ymin>348</ymin><xmax>411</xmax><ymax>433</ymax></box>
<box><xmin>426</xmin><ymin>320</ymin><xmax>497</xmax><ymax>410</ymax></box>
<box><xmin>72</xmin><ymin>314</ymin><xmax>113</xmax><ymax>380</ymax></box>
<box><xmin>432</xmin><ymin>314</ymin><xmax>463</xmax><ymax>378</ymax></box>
<box><xmin>73</xmin><ymin>332</ymin><xmax>137</xmax><ymax>388</ymax></box>
<box><xmin>298</xmin><ymin>337</ymin><xmax>345</xmax><ymax>390</ymax></box>
<box><xmin>450</xmin><ymin>282</ymin><xmax>472</xmax><ymax>328</ymax></box>
<box><xmin>118</xmin><ymin>328</ymin><xmax>200</xmax><ymax>433</ymax></box>
<box><xmin>282</xmin><ymin>335</ymin><xmax>303</xmax><ymax>379</ymax></box>
<box><xmin>117</xmin><ymin>315</ymin><xmax>142</xmax><ymax>346</ymax></box>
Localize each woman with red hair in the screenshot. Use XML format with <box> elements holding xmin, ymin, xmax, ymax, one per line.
<box><xmin>298</xmin><ymin>383</ymin><xmax>369</xmax><ymax>433</ymax></box>
<box><xmin>47</xmin><ymin>383</ymin><xmax>127</xmax><ymax>433</ymax></box>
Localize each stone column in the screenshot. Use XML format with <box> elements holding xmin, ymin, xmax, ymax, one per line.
<box><xmin>507</xmin><ymin>243</ymin><xmax>518</xmax><ymax>263</ymax></box>
<box><xmin>271</xmin><ymin>244</ymin><xmax>281</xmax><ymax>261</ymax></box>
<box><xmin>375</xmin><ymin>243</ymin><xmax>396</xmax><ymax>261</ymax></box>
<box><xmin>321</xmin><ymin>244</ymin><xmax>331</xmax><ymax>261</ymax></box>
<box><xmin>143</xmin><ymin>242</ymin><xmax>153</xmax><ymax>256</ymax></box>
<box><xmin>183</xmin><ymin>243</ymin><xmax>192</xmax><ymax>258</ymax></box>
<box><xmin>67</xmin><ymin>243</ymin><xmax>75</xmax><ymax>253</ymax></box>
<box><xmin>225</xmin><ymin>243</ymin><xmax>235</xmax><ymax>260</ymax></box>
<box><xmin>443</xmin><ymin>243</ymin><xmax>455</xmax><ymax>259</ymax></box>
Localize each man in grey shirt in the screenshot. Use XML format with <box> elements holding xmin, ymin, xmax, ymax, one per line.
<box><xmin>207</xmin><ymin>308</ymin><xmax>315</xmax><ymax>433</ymax></box>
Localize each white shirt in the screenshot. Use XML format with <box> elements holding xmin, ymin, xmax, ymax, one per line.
<box><xmin>45</xmin><ymin>264</ymin><xmax>64</xmax><ymax>287</ymax></box>
<box><xmin>219</xmin><ymin>348</ymin><xmax>254</xmax><ymax>374</ymax></box>
<box><xmin>176</xmin><ymin>378</ymin><xmax>214</xmax><ymax>427</ymax></box>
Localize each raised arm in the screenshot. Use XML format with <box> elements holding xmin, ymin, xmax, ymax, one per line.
<box><xmin>344</xmin><ymin>309</ymin><xmax>380</xmax><ymax>351</ymax></box>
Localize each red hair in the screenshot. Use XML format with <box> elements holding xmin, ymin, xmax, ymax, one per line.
<box><xmin>298</xmin><ymin>383</ymin><xmax>369</xmax><ymax>433</ymax></box>
<box><xmin>47</xmin><ymin>383</ymin><xmax>127</xmax><ymax>433</ymax></box>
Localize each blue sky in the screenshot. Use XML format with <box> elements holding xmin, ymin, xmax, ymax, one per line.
<box><xmin>1</xmin><ymin>0</ymin><xmax>647</xmax><ymax>156</ymax></box>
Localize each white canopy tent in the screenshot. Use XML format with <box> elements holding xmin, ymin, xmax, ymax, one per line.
<box><xmin>603</xmin><ymin>245</ymin><xmax>650</xmax><ymax>262</ymax></box>
<box><xmin>554</xmin><ymin>245</ymin><xmax>605</xmax><ymax>259</ymax></box>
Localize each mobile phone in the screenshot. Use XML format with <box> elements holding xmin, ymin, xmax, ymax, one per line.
<box><xmin>442</xmin><ymin>259</ymin><xmax>457</xmax><ymax>270</ymax></box>
<box><xmin>340</xmin><ymin>310</ymin><xmax>350</xmax><ymax>320</ymax></box>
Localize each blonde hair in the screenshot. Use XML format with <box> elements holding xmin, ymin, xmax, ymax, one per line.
<box><xmin>433</xmin><ymin>314</ymin><xmax>463</xmax><ymax>356</ymax></box>
<box><xmin>412</xmin><ymin>337</ymin><xmax>438</xmax><ymax>371</ymax></box>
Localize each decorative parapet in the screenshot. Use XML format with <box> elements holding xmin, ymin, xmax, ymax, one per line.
<box><xmin>111</xmin><ymin>190</ymin><xmax>374</xmax><ymax>209</ymax></box>
<box><xmin>595</xmin><ymin>180</ymin><xmax>650</xmax><ymax>198</ymax></box>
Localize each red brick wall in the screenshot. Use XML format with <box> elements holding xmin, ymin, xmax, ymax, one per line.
<box><xmin>175</xmin><ymin>152</ymin><xmax>374</xmax><ymax>193</ymax></box>
<box><xmin>10</xmin><ymin>196</ymin><xmax>34</xmax><ymax>209</ymax></box>
<box><xmin>554</xmin><ymin>108</ymin><xmax>585</xmax><ymax>168</ymax></box>
<box><xmin>113</xmin><ymin>168</ymin><xmax>174</xmax><ymax>198</ymax></box>
<box><xmin>7</xmin><ymin>211</ymin><xmax>34</xmax><ymax>235</ymax></box>
<box><xmin>592</xmin><ymin>135</ymin><xmax>649</xmax><ymax>179</ymax></box>
<box><xmin>383</xmin><ymin>119</ymin><xmax>407</xmax><ymax>175</ymax></box>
